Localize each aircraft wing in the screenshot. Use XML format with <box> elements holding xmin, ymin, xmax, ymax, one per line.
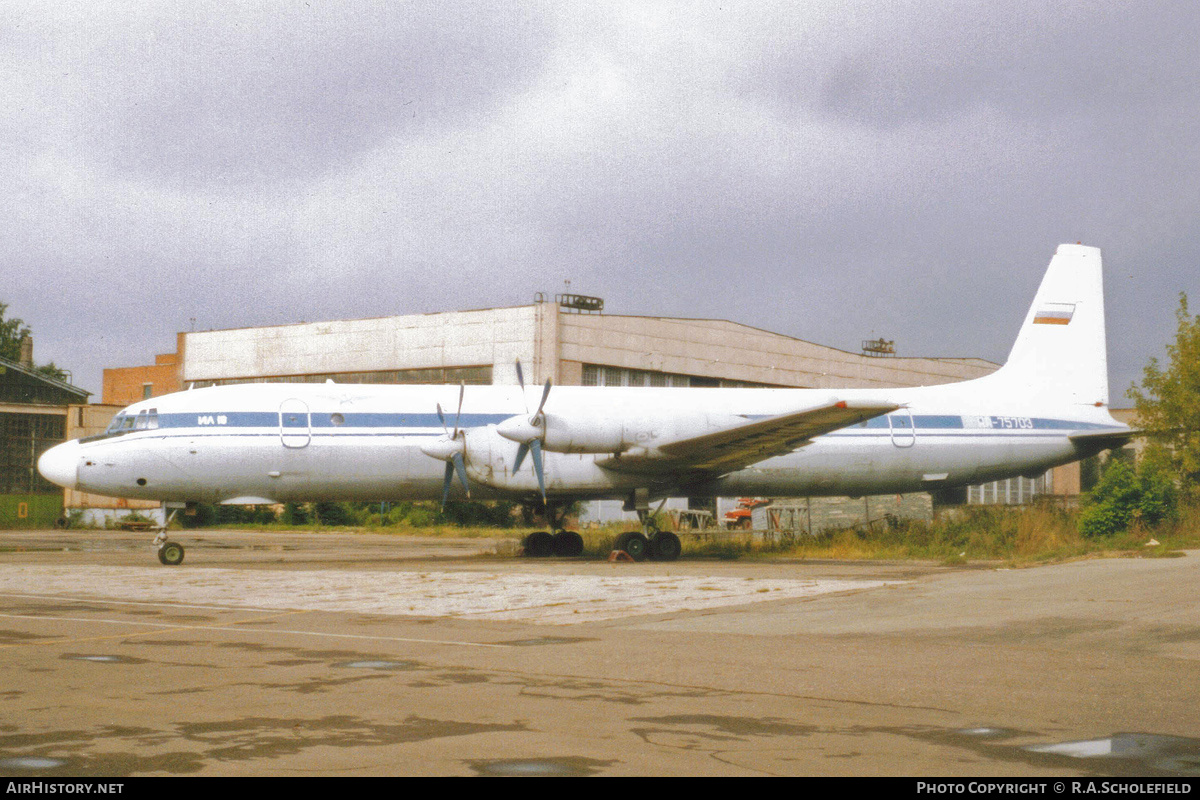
<box><xmin>599</xmin><ymin>399</ymin><xmax>899</xmax><ymax>476</ymax></box>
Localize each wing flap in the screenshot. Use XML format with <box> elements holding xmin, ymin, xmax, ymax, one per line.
<box><xmin>600</xmin><ymin>399</ymin><xmax>899</xmax><ymax>475</ymax></box>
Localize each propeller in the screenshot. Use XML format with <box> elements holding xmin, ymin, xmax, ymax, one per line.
<box><xmin>497</xmin><ymin>360</ymin><xmax>551</xmax><ymax>504</ymax></box>
<box><xmin>418</xmin><ymin>384</ymin><xmax>471</xmax><ymax>509</ymax></box>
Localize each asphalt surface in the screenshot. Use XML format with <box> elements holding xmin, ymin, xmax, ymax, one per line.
<box><xmin>1</xmin><ymin>529</ymin><xmax>1198</xmax><ymax>777</ymax></box>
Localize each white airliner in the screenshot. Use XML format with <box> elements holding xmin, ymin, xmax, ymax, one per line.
<box><xmin>39</xmin><ymin>244</ymin><xmax>1131</xmax><ymax>564</ymax></box>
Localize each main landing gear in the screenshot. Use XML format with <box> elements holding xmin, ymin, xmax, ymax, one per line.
<box><xmin>612</xmin><ymin>512</ymin><xmax>681</xmax><ymax>562</ymax></box>
<box><xmin>522</xmin><ymin>529</ymin><xmax>584</xmax><ymax>558</ymax></box>
<box><xmin>521</xmin><ymin>501</ymin><xmax>585</xmax><ymax>558</ymax></box>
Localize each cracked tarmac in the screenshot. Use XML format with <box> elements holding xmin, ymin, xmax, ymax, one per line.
<box><xmin>1</xmin><ymin>529</ymin><xmax>1199</xmax><ymax>776</ymax></box>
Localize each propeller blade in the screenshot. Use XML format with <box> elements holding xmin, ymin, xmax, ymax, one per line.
<box><xmin>441</xmin><ymin>461</ymin><xmax>454</xmax><ymax>509</ymax></box>
<box><xmin>436</xmin><ymin>403</ymin><xmax>448</xmax><ymax>435</ymax></box>
<box><xmin>451</xmin><ymin>452</ymin><xmax>470</xmax><ymax>498</ymax></box>
<box><xmin>530</xmin><ymin>438</ymin><xmax>546</xmax><ymax>504</ymax></box>
<box><xmin>536</xmin><ymin>378</ymin><xmax>551</xmax><ymax>418</ymax></box>
<box><xmin>515</xmin><ymin>359</ymin><xmax>530</xmax><ymax>415</ymax></box>
<box><xmin>513</xmin><ymin>441</ymin><xmax>529</xmax><ymax>473</ymax></box>
<box><xmin>453</xmin><ymin>383</ymin><xmax>464</xmax><ymax>438</ymax></box>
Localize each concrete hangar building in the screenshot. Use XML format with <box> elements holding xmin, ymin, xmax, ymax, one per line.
<box><xmin>107</xmin><ymin>294</ymin><xmax>997</xmax><ymax>400</ymax></box>
<box><xmin>95</xmin><ymin>294</ymin><xmax>1082</xmax><ymax>524</ymax></box>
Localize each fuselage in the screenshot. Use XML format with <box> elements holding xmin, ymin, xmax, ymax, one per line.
<box><xmin>36</xmin><ymin>243</ymin><xmax>1128</xmax><ymax>514</ymax></box>
<box><xmin>38</xmin><ymin>377</ymin><xmax>1127</xmax><ymax>506</ymax></box>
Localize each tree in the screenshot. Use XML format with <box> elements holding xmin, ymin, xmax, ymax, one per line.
<box><xmin>0</xmin><ymin>301</ymin><xmax>31</xmax><ymax>363</ymax></box>
<box><xmin>0</xmin><ymin>301</ymin><xmax>69</xmax><ymax>382</ymax></box>
<box><xmin>1128</xmin><ymin>293</ymin><xmax>1200</xmax><ymax>503</ymax></box>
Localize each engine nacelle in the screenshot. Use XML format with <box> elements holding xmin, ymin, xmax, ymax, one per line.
<box><xmin>541</xmin><ymin>414</ymin><xmax>628</xmax><ymax>454</ymax></box>
<box><xmin>497</xmin><ymin>410</ymin><xmax>715</xmax><ymax>455</ymax></box>
<box><xmin>462</xmin><ymin>425</ymin><xmax>636</xmax><ymax>494</ymax></box>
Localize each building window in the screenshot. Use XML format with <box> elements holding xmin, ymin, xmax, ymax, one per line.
<box><xmin>580</xmin><ymin>363</ymin><xmax>766</xmax><ymax>388</ymax></box>
<box><xmin>967</xmin><ymin>474</ymin><xmax>1049</xmax><ymax>505</ymax></box>
<box><xmin>195</xmin><ymin>365</ymin><xmax>494</xmax><ymax>389</ymax></box>
<box><xmin>142</xmin><ymin>383</ymin><xmax>153</xmax><ymax>399</ymax></box>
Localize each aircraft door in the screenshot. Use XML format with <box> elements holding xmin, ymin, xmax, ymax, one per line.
<box><xmin>279</xmin><ymin>399</ymin><xmax>311</xmax><ymax>449</ymax></box>
<box><xmin>888</xmin><ymin>409</ymin><xmax>916</xmax><ymax>448</ymax></box>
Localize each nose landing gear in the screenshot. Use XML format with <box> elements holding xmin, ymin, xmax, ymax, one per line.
<box><xmin>152</xmin><ymin>507</ymin><xmax>184</xmax><ymax>566</ymax></box>
<box><xmin>155</xmin><ymin>536</ymin><xmax>185</xmax><ymax>566</ymax></box>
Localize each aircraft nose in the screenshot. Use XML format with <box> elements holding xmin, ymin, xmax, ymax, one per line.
<box><xmin>38</xmin><ymin>440</ymin><xmax>80</xmax><ymax>490</ymax></box>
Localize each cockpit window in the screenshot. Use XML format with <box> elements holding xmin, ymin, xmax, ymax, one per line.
<box><xmin>99</xmin><ymin>409</ymin><xmax>158</xmax><ymax>439</ymax></box>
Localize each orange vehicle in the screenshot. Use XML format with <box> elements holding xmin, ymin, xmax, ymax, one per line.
<box><xmin>723</xmin><ymin>497</ymin><xmax>769</xmax><ymax>529</ymax></box>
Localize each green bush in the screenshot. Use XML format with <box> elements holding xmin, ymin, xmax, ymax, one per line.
<box><xmin>180</xmin><ymin>503</ymin><xmax>278</xmax><ymax>528</ymax></box>
<box><xmin>283</xmin><ymin>502</ymin><xmax>311</xmax><ymax>526</ymax></box>
<box><xmin>438</xmin><ymin>500</ymin><xmax>519</xmax><ymax>527</ymax></box>
<box><xmin>313</xmin><ymin>501</ymin><xmax>355</xmax><ymax>526</ymax></box>
<box><xmin>404</xmin><ymin>506</ymin><xmax>439</xmax><ymax>527</ymax></box>
<box><xmin>1078</xmin><ymin>456</ymin><xmax>1178</xmax><ymax>538</ymax></box>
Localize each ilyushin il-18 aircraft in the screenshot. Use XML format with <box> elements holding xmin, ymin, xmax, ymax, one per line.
<box><xmin>39</xmin><ymin>244</ymin><xmax>1132</xmax><ymax>565</ymax></box>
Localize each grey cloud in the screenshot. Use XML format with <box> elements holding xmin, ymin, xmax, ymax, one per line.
<box><xmin>748</xmin><ymin>1</ymin><xmax>1200</xmax><ymax>129</ymax></box>
<box><xmin>2</xmin><ymin>2</ymin><xmax>1197</xmax><ymax>400</ymax></box>
<box><xmin>19</xmin><ymin>2</ymin><xmax>552</xmax><ymax>186</ymax></box>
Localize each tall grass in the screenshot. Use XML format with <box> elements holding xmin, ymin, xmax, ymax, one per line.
<box><xmin>671</xmin><ymin>502</ymin><xmax>1200</xmax><ymax>565</ymax></box>
<box><xmin>175</xmin><ymin>501</ymin><xmax>1200</xmax><ymax>565</ymax></box>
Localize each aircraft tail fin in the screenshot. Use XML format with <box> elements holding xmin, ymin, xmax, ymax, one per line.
<box><xmin>983</xmin><ymin>244</ymin><xmax>1109</xmax><ymax>409</ymax></box>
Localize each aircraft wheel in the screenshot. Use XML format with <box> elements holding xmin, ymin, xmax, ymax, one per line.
<box><xmin>650</xmin><ymin>531</ymin><xmax>681</xmax><ymax>562</ymax></box>
<box><xmin>552</xmin><ymin>530</ymin><xmax>584</xmax><ymax>558</ymax></box>
<box><xmin>157</xmin><ymin>541</ymin><xmax>185</xmax><ymax>566</ymax></box>
<box><xmin>614</xmin><ymin>531</ymin><xmax>649</xmax><ymax>562</ymax></box>
<box><xmin>523</xmin><ymin>530</ymin><xmax>554</xmax><ymax>558</ymax></box>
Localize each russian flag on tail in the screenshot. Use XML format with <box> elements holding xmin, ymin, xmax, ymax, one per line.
<box><xmin>1033</xmin><ymin>302</ymin><xmax>1075</xmax><ymax>325</ymax></box>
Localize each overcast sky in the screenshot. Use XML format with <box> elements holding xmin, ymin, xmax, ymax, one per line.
<box><xmin>4</xmin><ymin>1</ymin><xmax>1198</xmax><ymax>400</ymax></box>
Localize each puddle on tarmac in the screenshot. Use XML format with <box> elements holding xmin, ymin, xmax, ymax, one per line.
<box><xmin>501</xmin><ymin>636</ymin><xmax>593</xmax><ymax>647</ymax></box>
<box><xmin>917</xmin><ymin>727</ymin><xmax>1200</xmax><ymax>776</ymax></box>
<box><xmin>0</xmin><ymin>756</ymin><xmax>68</xmax><ymax>770</ymax></box>
<box><xmin>470</xmin><ymin>757</ymin><xmax>613</xmax><ymax>776</ymax></box>
<box><xmin>334</xmin><ymin>660</ymin><xmax>419</xmax><ymax>671</ymax></box>
<box><xmin>61</xmin><ymin>654</ymin><xmax>146</xmax><ymax>665</ymax></box>
<box><xmin>206</xmin><ymin>544</ymin><xmax>298</xmax><ymax>552</ymax></box>
<box><xmin>956</xmin><ymin>727</ymin><xmax>1022</xmax><ymax>738</ymax></box>
<box><xmin>1026</xmin><ymin>733</ymin><xmax>1200</xmax><ymax>775</ymax></box>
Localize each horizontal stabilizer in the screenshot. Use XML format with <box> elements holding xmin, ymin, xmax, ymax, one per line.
<box><xmin>1068</xmin><ymin>428</ymin><xmax>1135</xmax><ymax>451</ymax></box>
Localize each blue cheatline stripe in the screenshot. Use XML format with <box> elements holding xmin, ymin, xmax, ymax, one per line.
<box><xmin>859</xmin><ymin>415</ymin><xmax>1117</xmax><ymax>431</ymax></box>
<box><xmin>157</xmin><ymin>412</ymin><xmax>512</xmax><ymax>430</ymax></box>
<box><xmin>151</xmin><ymin>411</ymin><xmax>1122</xmax><ymax>434</ymax></box>
<box><xmin>824</xmin><ymin>432</ymin><xmax>1078</xmax><ymax>439</ymax></box>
